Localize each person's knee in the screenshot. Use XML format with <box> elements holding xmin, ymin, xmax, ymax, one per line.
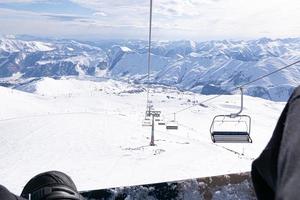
<box><xmin>21</xmin><ymin>171</ymin><xmax>83</xmax><ymax>200</ymax></box>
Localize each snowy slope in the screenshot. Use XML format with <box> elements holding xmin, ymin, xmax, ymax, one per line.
<box><xmin>0</xmin><ymin>38</ymin><xmax>54</xmax><ymax>52</ymax></box>
<box><xmin>1</xmin><ymin>36</ymin><xmax>300</xmax><ymax>101</ymax></box>
<box><xmin>0</xmin><ymin>78</ymin><xmax>285</xmax><ymax>194</ymax></box>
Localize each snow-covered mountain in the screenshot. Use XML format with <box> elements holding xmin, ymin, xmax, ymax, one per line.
<box><xmin>1</xmin><ymin>35</ymin><xmax>300</xmax><ymax>101</ymax></box>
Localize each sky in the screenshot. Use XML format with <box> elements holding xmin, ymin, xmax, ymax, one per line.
<box><xmin>0</xmin><ymin>0</ymin><xmax>299</xmax><ymax>41</ymax></box>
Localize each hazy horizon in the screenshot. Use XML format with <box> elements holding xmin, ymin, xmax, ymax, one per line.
<box><xmin>0</xmin><ymin>0</ymin><xmax>299</xmax><ymax>41</ymax></box>
<box><xmin>2</xmin><ymin>34</ymin><xmax>300</xmax><ymax>44</ymax></box>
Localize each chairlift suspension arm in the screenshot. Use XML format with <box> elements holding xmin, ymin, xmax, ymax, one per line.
<box><xmin>230</xmin><ymin>87</ymin><xmax>244</xmax><ymax>118</ymax></box>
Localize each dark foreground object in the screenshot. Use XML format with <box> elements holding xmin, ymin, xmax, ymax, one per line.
<box><xmin>252</xmin><ymin>86</ymin><xmax>300</xmax><ymax>200</ymax></box>
<box><xmin>0</xmin><ymin>171</ymin><xmax>83</xmax><ymax>200</ymax></box>
<box><xmin>21</xmin><ymin>171</ymin><xmax>82</xmax><ymax>200</ymax></box>
<box><xmin>81</xmin><ymin>172</ymin><xmax>256</xmax><ymax>200</ymax></box>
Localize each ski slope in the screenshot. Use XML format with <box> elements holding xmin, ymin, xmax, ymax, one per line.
<box><xmin>0</xmin><ymin>78</ymin><xmax>285</xmax><ymax>194</ymax></box>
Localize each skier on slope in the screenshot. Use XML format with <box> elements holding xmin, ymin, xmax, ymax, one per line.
<box><xmin>252</xmin><ymin>86</ymin><xmax>300</xmax><ymax>199</ymax></box>
<box><xmin>0</xmin><ymin>171</ymin><xmax>84</xmax><ymax>200</ymax></box>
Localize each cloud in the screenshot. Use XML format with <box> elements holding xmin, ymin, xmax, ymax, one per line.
<box><xmin>0</xmin><ymin>7</ymin><xmax>148</xmax><ymax>39</ymax></box>
<box><xmin>42</xmin><ymin>13</ymin><xmax>87</xmax><ymax>22</ymax></box>
<box><xmin>70</xmin><ymin>0</ymin><xmax>204</xmax><ymax>17</ymax></box>
<box><xmin>93</xmin><ymin>12</ymin><xmax>107</xmax><ymax>17</ymax></box>
<box><xmin>0</xmin><ymin>0</ymin><xmax>51</xmax><ymax>3</ymax></box>
<box><xmin>0</xmin><ymin>0</ymin><xmax>36</xmax><ymax>2</ymax></box>
<box><xmin>0</xmin><ymin>7</ymin><xmax>89</xmax><ymax>22</ymax></box>
<box><xmin>0</xmin><ymin>0</ymin><xmax>299</xmax><ymax>40</ymax></box>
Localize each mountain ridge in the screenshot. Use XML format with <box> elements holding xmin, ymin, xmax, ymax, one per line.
<box><xmin>0</xmin><ymin>35</ymin><xmax>299</xmax><ymax>101</ymax></box>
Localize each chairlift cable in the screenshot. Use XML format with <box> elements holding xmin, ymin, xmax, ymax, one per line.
<box><xmin>238</xmin><ymin>60</ymin><xmax>300</xmax><ymax>88</ymax></box>
<box><xmin>173</xmin><ymin>60</ymin><xmax>300</xmax><ymax>114</ymax></box>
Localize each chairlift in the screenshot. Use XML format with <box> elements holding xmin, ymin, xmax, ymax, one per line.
<box><xmin>145</xmin><ymin>103</ymin><xmax>153</xmax><ymax>116</ymax></box>
<box><xmin>142</xmin><ymin>117</ymin><xmax>152</xmax><ymax>126</ymax></box>
<box><xmin>158</xmin><ymin>120</ymin><xmax>166</xmax><ymax>125</ymax></box>
<box><xmin>210</xmin><ymin>88</ymin><xmax>252</xmax><ymax>143</ymax></box>
<box><xmin>157</xmin><ymin>115</ymin><xmax>166</xmax><ymax>125</ymax></box>
<box><xmin>154</xmin><ymin>113</ymin><xmax>163</xmax><ymax>121</ymax></box>
<box><xmin>142</xmin><ymin>110</ymin><xmax>161</xmax><ymax>127</ymax></box>
<box><xmin>142</xmin><ymin>103</ymin><xmax>154</xmax><ymax>125</ymax></box>
<box><xmin>166</xmin><ymin>113</ymin><xmax>178</xmax><ymax>130</ymax></box>
<box><xmin>153</xmin><ymin>111</ymin><xmax>165</xmax><ymax>124</ymax></box>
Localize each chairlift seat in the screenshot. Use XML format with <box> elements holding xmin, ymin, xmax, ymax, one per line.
<box><xmin>166</xmin><ymin>121</ymin><xmax>178</xmax><ymax>130</ymax></box>
<box><xmin>210</xmin><ymin>114</ymin><xmax>252</xmax><ymax>143</ymax></box>
<box><xmin>166</xmin><ymin>125</ymin><xmax>178</xmax><ymax>130</ymax></box>
<box><xmin>213</xmin><ymin>131</ymin><xmax>249</xmax><ymax>135</ymax></box>
<box><xmin>211</xmin><ymin>131</ymin><xmax>252</xmax><ymax>143</ymax></box>
<box><xmin>158</xmin><ymin>121</ymin><xmax>165</xmax><ymax>125</ymax></box>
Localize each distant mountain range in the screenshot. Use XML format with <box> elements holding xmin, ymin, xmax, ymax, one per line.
<box><xmin>0</xmin><ymin>35</ymin><xmax>300</xmax><ymax>101</ymax></box>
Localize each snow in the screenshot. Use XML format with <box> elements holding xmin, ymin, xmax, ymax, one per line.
<box><xmin>111</xmin><ymin>52</ymin><xmax>169</xmax><ymax>76</ymax></box>
<box><xmin>0</xmin><ymin>39</ymin><xmax>54</xmax><ymax>52</ymax></box>
<box><xmin>0</xmin><ymin>78</ymin><xmax>285</xmax><ymax>194</ymax></box>
<box><xmin>10</xmin><ymin>72</ymin><xmax>23</xmax><ymax>80</ymax></box>
<box><xmin>120</xmin><ymin>46</ymin><xmax>132</xmax><ymax>52</ymax></box>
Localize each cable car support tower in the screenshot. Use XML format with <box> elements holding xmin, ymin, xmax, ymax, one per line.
<box><xmin>143</xmin><ymin>0</ymin><xmax>162</xmax><ymax>146</ymax></box>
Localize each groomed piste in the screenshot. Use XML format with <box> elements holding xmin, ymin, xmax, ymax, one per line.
<box><xmin>0</xmin><ymin>77</ymin><xmax>285</xmax><ymax>194</ymax></box>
